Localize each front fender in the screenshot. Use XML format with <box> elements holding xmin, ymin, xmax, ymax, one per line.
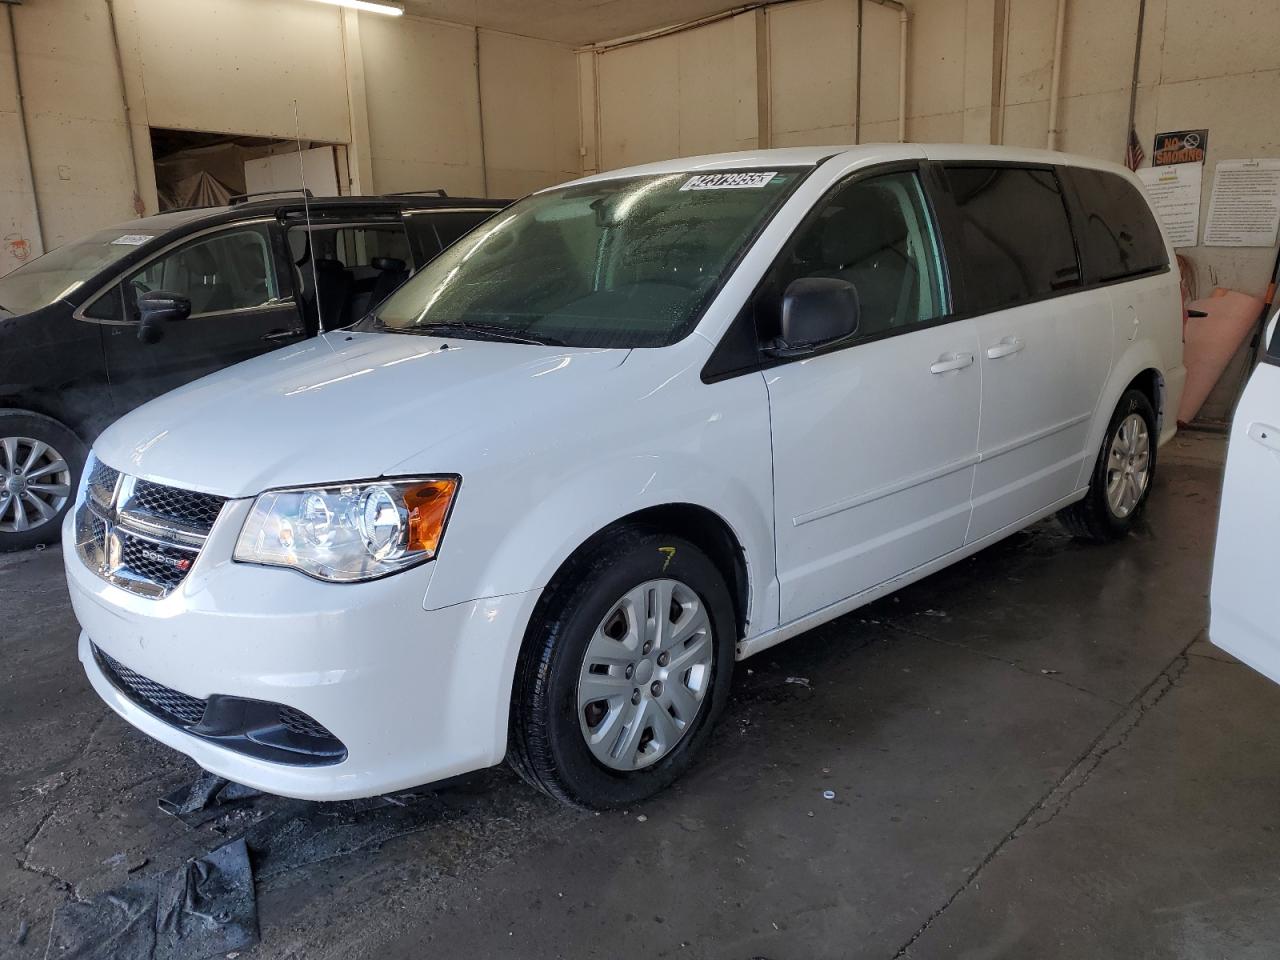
<box><xmin>419</xmin><ymin>362</ymin><xmax>779</xmax><ymax>637</ymax></box>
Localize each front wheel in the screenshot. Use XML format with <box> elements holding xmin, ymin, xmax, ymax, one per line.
<box><xmin>508</xmin><ymin>527</ymin><xmax>736</xmax><ymax>809</ymax></box>
<box><xmin>0</xmin><ymin>411</ymin><xmax>86</xmax><ymax>553</ymax></box>
<box><xmin>1057</xmin><ymin>388</ymin><xmax>1157</xmax><ymax>542</ymax></box>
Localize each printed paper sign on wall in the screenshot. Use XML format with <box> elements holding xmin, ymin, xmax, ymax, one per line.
<box><xmin>1137</xmin><ymin>163</ymin><xmax>1202</xmax><ymax>247</ymax></box>
<box><xmin>1203</xmin><ymin>159</ymin><xmax>1280</xmax><ymax>247</ymax></box>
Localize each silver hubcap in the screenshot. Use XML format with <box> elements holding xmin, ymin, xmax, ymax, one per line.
<box><xmin>1105</xmin><ymin>413</ymin><xmax>1151</xmax><ymax>519</ymax></box>
<box><xmin>0</xmin><ymin>436</ymin><xmax>71</xmax><ymax>534</ymax></box>
<box><xmin>577</xmin><ymin>578</ymin><xmax>714</xmax><ymax>771</ymax></box>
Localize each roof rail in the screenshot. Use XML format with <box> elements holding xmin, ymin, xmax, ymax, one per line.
<box><xmin>228</xmin><ymin>188</ymin><xmax>316</xmax><ymax>206</ymax></box>
<box><xmin>385</xmin><ymin>189</ymin><xmax>449</xmax><ymax>198</ymax></box>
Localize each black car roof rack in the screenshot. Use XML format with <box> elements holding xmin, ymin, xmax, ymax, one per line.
<box><xmin>384</xmin><ymin>189</ymin><xmax>449</xmax><ymax>197</ymax></box>
<box><xmin>229</xmin><ymin>188</ymin><xmax>315</xmax><ymax>205</ymax></box>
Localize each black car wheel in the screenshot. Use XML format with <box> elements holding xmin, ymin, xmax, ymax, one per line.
<box><xmin>508</xmin><ymin>525</ymin><xmax>736</xmax><ymax>809</ymax></box>
<box><xmin>0</xmin><ymin>410</ymin><xmax>86</xmax><ymax>552</ymax></box>
<box><xmin>1057</xmin><ymin>388</ymin><xmax>1157</xmax><ymax>542</ymax></box>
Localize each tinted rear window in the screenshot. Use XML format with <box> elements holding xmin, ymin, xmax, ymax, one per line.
<box><xmin>1065</xmin><ymin>167</ymin><xmax>1168</xmax><ymax>282</ymax></box>
<box><xmin>943</xmin><ymin>165</ymin><xmax>1080</xmax><ymax>312</ymax></box>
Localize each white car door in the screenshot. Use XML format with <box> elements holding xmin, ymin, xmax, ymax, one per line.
<box><xmin>1212</xmin><ymin>312</ymin><xmax>1280</xmax><ymax>681</ymax></box>
<box><xmin>936</xmin><ymin>165</ymin><xmax>1112</xmax><ymax>543</ymax></box>
<box><xmin>763</xmin><ymin>168</ymin><xmax>981</xmax><ymax>624</ymax></box>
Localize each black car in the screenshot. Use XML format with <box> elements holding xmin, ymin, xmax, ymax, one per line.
<box><xmin>0</xmin><ymin>191</ymin><xmax>506</xmax><ymax>550</ymax></box>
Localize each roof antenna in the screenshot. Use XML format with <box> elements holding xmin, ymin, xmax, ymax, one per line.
<box><xmin>293</xmin><ymin>99</ymin><xmax>324</xmax><ymax>333</ymax></box>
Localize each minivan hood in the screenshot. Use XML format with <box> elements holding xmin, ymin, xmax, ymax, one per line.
<box><xmin>94</xmin><ymin>332</ymin><xmax>629</xmax><ymax>497</ymax></box>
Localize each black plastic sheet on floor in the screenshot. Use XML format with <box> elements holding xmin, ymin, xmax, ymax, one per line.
<box><xmin>45</xmin><ymin>837</ymin><xmax>257</xmax><ymax>960</ymax></box>
<box><xmin>158</xmin><ymin>771</ymin><xmax>263</xmax><ymax>827</ymax></box>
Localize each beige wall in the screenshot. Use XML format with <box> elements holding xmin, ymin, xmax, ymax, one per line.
<box><xmin>360</xmin><ymin>14</ymin><xmax>485</xmax><ymax>195</ymax></box>
<box><xmin>0</xmin><ymin>0</ymin><xmax>581</xmax><ymax>277</ymax></box>
<box><xmin>480</xmin><ymin>30</ymin><xmax>581</xmax><ymax>198</ymax></box>
<box><xmin>2</xmin><ymin>0</ymin><xmax>138</xmax><ymax>266</ymax></box>
<box><xmin>588</xmin><ymin>13</ymin><xmax>758</xmax><ymax>171</ymax></box>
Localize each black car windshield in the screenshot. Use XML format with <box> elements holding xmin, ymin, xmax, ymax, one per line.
<box><xmin>0</xmin><ymin>226</ymin><xmax>160</xmax><ymax>316</ymax></box>
<box><xmin>364</xmin><ymin>169</ymin><xmax>804</xmax><ymax>348</ymax></box>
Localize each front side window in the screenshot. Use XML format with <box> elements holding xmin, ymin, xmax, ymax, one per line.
<box><xmin>754</xmin><ymin>170</ymin><xmax>947</xmax><ymax>344</ymax></box>
<box><xmin>1065</xmin><ymin>167</ymin><xmax>1169</xmax><ymax>282</ymax></box>
<box><xmin>119</xmin><ymin>226</ymin><xmax>279</xmax><ymax>321</ymax></box>
<box><xmin>944</xmin><ymin>165</ymin><xmax>1080</xmax><ymax>312</ymax></box>
<box><xmin>367</xmin><ymin>170</ymin><xmax>803</xmax><ymax>348</ymax></box>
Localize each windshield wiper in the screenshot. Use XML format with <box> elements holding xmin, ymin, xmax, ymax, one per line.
<box><xmin>399</xmin><ymin>321</ymin><xmax>566</xmax><ymax>347</ymax></box>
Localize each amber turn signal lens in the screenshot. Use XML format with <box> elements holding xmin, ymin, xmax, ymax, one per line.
<box><xmin>404</xmin><ymin>479</ymin><xmax>457</xmax><ymax>555</ymax></box>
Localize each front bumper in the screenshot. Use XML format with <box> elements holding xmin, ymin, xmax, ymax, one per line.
<box><xmin>65</xmin><ymin>505</ymin><xmax>541</xmax><ymax>801</ymax></box>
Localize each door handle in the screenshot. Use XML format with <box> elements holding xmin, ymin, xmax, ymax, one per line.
<box><xmin>985</xmin><ymin>337</ymin><xmax>1024</xmax><ymax>359</ymax></box>
<box><xmin>262</xmin><ymin>328</ymin><xmax>303</xmax><ymax>343</ymax></box>
<box><xmin>930</xmin><ymin>352</ymin><xmax>975</xmax><ymax>374</ymax></box>
<box><xmin>1248</xmin><ymin>422</ymin><xmax>1280</xmax><ymax>453</ymax></box>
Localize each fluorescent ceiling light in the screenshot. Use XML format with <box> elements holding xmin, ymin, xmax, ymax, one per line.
<box><xmin>304</xmin><ymin>0</ymin><xmax>405</xmax><ymax>15</ymax></box>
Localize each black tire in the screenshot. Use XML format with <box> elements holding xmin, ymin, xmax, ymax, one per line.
<box><xmin>508</xmin><ymin>525</ymin><xmax>736</xmax><ymax>809</ymax></box>
<box><xmin>1057</xmin><ymin>388</ymin><xmax>1157</xmax><ymax>542</ymax></box>
<box><xmin>0</xmin><ymin>410</ymin><xmax>87</xmax><ymax>553</ymax></box>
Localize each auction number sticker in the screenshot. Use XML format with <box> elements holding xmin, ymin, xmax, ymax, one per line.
<box><xmin>111</xmin><ymin>234</ymin><xmax>154</xmax><ymax>246</ymax></box>
<box><xmin>681</xmin><ymin>171</ymin><xmax>778</xmax><ymax>191</ymax></box>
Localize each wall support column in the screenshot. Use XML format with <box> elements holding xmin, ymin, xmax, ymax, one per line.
<box><xmin>1045</xmin><ymin>0</ymin><xmax>1068</xmax><ymax>150</ymax></box>
<box><xmin>5</xmin><ymin>5</ymin><xmax>44</xmax><ymax>259</ymax></box>
<box><xmin>341</xmin><ymin>9</ymin><xmax>374</xmax><ymax>195</ymax></box>
<box><xmin>473</xmin><ymin>27</ymin><xmax>489</xmax><ymax>197</ymax></box>
<box><xmin>755</xmin><ymin>6</ymin><xmax>771</xmax><ymax>149</ymax></box>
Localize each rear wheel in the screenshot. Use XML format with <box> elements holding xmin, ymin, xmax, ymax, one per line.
<box><xmin>508</xmin><ymin>526</ymin><xmax>735</xmax><ymax>809</ymax></box>
<box><xmin>1057</xmin><ymin>388</ymin><xmax>1157</xmax><ymax>542</ymax></box>
<box><xmin>0</xmin><ymin>411</ymin><xmax>85</xmax><ymax>552</ymax></box>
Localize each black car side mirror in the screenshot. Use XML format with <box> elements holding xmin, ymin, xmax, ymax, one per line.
<box><xmin>137</xmin><ymin>291</ymin><xmax>191</xmax><ymax>344</ymax></box>
<box><xmin>767</xmin><ymin>277</ymin><xmax>860</xmax><ymax>358</ymax></box>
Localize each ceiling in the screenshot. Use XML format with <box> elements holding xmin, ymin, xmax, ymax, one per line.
<box><xmin>400</xmin><ymin>0</ymin><xmax>752</xmax><ymax>46</ymax></box>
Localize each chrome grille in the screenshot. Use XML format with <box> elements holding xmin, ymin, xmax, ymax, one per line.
<box><xmin>119</xmin><ymin>535</ymin><xmax>192</xmax><ymax>591</ymax></box>
<box><xmin>75</xmin><ymin>457</ymin><xmax>226</xmax><ymax>599</ymax></box>
<box><xmin>86</xmin><ymin>459</ymin><xmax>120</xmax><ymax>510</ymax></box>
<box><xmin>130</xmin><ymin>479</ymin><xmax>226</xmax><ymax>531</ymax></box>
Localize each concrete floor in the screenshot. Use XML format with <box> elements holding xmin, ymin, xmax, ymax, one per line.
<box><xmin>4</xmin><ymin>430</ymin><xmax>1278</xmax><ymax>959</ymax></box>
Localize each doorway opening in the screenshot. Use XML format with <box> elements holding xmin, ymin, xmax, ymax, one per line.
<box><xmin>149</xmin><ymin>128</ymin><xmax>342</xmax><ymax>210</ymax></box>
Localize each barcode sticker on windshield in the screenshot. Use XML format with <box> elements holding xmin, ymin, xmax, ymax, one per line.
<box><xmin>680</xmin><ymin>172</ymin><xmax>778</xmax><ymax>191</ymax></box>
<box><xmin>111</xmin><ymin>234</ymin><xmax>153</xmax><ymax>246</ymax></box>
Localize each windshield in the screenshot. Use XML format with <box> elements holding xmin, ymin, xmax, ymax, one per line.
<box><xmin>0</xmin><ymin>227</ymin><xmax>158</xmax><ymax>316</ymax></box>
<box><xmin>365</xmin><ymin>169</ymin><xmax>803</xmax><ymax>348</ymax></box>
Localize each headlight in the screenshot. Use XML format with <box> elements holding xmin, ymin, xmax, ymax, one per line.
<box><xmin>233</xmin><ymin>477</ymin><xmax>458</xmax><ymax>582</ymax></box>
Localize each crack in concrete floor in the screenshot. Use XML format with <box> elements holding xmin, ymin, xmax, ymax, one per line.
<box><xmin>889</xmin><ymin>629</ymin><xmax>1203</xmax><ymax>958</ymax></box>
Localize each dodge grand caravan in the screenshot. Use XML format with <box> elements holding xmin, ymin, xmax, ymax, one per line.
<box><xmin>65</xmin><ymin>145</ymin><xmax>1185</xmax><ymax>808</ymax></box>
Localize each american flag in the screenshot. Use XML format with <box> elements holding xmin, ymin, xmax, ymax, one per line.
<box><xmin>1125</xmin><ymin>128</ymin><xmax>1145</xmax><ymax>171</ymax></box>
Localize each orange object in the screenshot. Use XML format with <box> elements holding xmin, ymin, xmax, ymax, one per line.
<box><xmin>1177</xmin><ymin>289</ymin><xmax>1264</xmax><ymax>424</ymax></box>
<box><xmin>405</xmin><ymin>479</ymin><xmax>457</xmax><ymax>555</ymax></box>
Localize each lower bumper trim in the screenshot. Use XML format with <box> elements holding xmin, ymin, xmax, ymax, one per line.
<box><xmin>92</xmin><ymin>644</ymin><xmax>348</xmax><ymax>767</ymax></box>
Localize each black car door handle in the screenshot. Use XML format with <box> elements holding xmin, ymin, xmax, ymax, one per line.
<box><xmin>262</xmin><ymin>328</ymin><xmax>304</xmax><ymax>343</ymax></box>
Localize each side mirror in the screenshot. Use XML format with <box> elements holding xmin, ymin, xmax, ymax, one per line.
<box><xmin>769</xmin><ymin>277</ymin><xmax>860</xmax><ymax>357</ymax></box>
<box><xmin>137</xmin><ymin>291</ymin><xmax>191</xmax><ymax>344</ymax></box>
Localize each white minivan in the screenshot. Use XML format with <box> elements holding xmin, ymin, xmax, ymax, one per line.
<box><xmin>65</xmin><ymin>145</ymin><xmax>1185</xmax><ymax>808</ymax></box>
